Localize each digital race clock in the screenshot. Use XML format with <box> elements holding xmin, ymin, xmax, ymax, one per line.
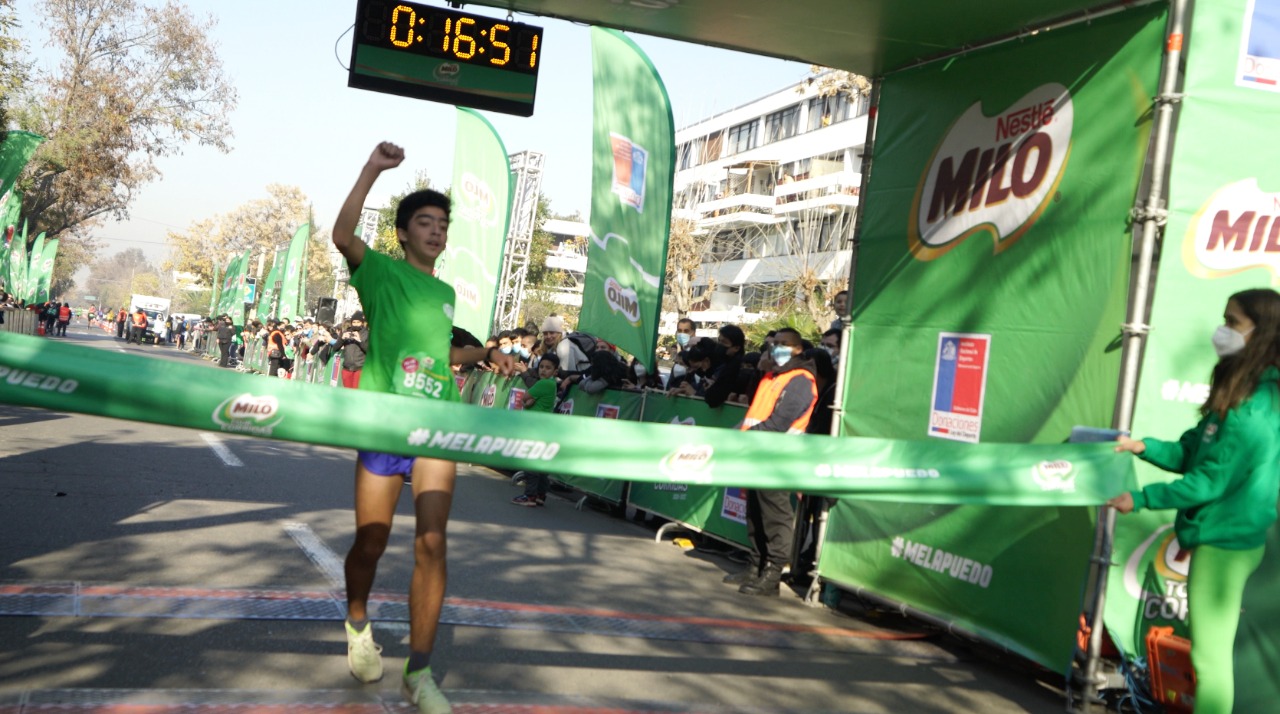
<box><xmin>348</xmin><ymin>0</ymin><xmax>543</xmax><ymax>116</ymax></box>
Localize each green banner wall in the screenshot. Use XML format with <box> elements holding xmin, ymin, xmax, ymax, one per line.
<box><xmin>551</xmin><ymin>387</ymin><xmax>645</xmax><ymax>504</ymax></box>
<box><xmin>438</xmin><ymin>108</ymin><xmax>512</xmax><ymax>340</ymax></box>
<box><xmin>821</xmin><ymin>5</ymin><xmax>1167</xmax><ymax>673</ymax></box>
<box><xmin>277</xmin><ymin>224</ymin><xmax>310</xmax><ymax>323</ymax></box>
<box><xmin>580</xmin><ymin>28</ymin><xmax>674</xmax><ymax>368</ymax></box>
<box><xmin>1110</xmin><ymin>1</ymin><xmax>1280</xmax><ymax>707</ymax></box>
<box><xmin>630</xmin><ymin>395</ymin><xmax>749</xmax><ymax>546</ymax></box>
<box><xmin>0</xmin><ymin>332</ymin><xmax>1136</xmax><ymax>504</ymax></box>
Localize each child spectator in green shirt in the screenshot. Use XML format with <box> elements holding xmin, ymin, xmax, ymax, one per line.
<box><xmin>512</xmin><ymin>353</ymin><xmax>559</xmax><ymax>506</ymax></box>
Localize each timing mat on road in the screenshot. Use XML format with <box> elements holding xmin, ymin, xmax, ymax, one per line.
<box><xmin>0</xmin><ymin>582</ymin><xmax>929</xmax><ymax>656</ymax></box>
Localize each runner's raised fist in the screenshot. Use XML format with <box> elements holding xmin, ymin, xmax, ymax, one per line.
<box><xmin>367</xmin><ymin>142</ymin><xmax>405</xmax><ymax>172</ymax></box>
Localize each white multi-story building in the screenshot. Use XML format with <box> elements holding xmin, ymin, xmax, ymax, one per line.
<box><xmin>673</xmin><ymin>79</ymin><xmax>869</xmax><ymax>312</ymax></box>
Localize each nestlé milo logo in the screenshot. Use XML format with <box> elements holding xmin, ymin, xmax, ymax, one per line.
<box><xmin>1032</xmin><ymin>459</ymin><xmax>1075</xmax><ymax>493</ymax></box>
<box><xmin>659</xmin><ymin>444</ymin><xmax>715</xmax><ymax>483</ymax></box>
<box><xmin>604</xmin><ymin>277</ymin><xmax>641</xmax><ymax>325</ymax></box>
<box><xmin>212</xmin><ymin>393</ymin><xmax>283</xmax><ymax>435</ymax></box>
<box><xmin>1184</xmin><ymin>178</ymin><xmax>1280</xmax><ymax>280</ymax></box>
<box><xmin>910</xmin><ymin>83</ymin><xmax>1073</xmax><ymax>260</ymax></box>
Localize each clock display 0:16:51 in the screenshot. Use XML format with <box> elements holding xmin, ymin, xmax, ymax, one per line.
<box><xmin>364</xmin><ymin>3</ymin><xmax>541</xmax><ymax>74</ymax></box>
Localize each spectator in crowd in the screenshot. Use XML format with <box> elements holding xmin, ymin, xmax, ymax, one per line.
<box><xmin>828</xmin><ymin>290</ymin><xmax>848</xmax><ymax>332</ymax></box>
<box><xmin>538</xmin><ymin>314</ymin><xmax>590</xmax><ymax>379</ymax></box>
<box><xmin>511</xmin><ymin>352</ymin><xmax>560</xmax><ymax>507</ymax></box>
<box><xmin>703</xmin><ymin>324</ymin><xmax>746</xmax><ymax>408</ymax></box>
<box><xmin>579</xmin><ymin>343</ymin><xmax>629</xmax><ymax>394</ymax></box>
<box><xmin>820</xmin><ymin>328</ymin><xmax>841</xmax><ymax>366</ymax></box>
<box><xmin>55</xmin><ymin>302</ymin><xmax>72</xmax><ymax>336</ymax></box>
<box><xmin>129</xmin><ymin>307</ymin><xmax>148</xmax><ymax>344</ymax></box>
<box><xmin>804</xmin><ymin>348</ymin><xmax>838</xmax><ymax>437</ymax></box>
<box><xmin>668</xmin><ymin>346</ymin><xmax>713</xmax><ymax>397</ymax></box>
<box><xmin>173</xmin><ymin>315</ymin><xmax>187</xmax><ymax>350</ymax></box>
<box><xmin>675</xmin><ymin>317</ymin><xmax>697</xmax><ymax>355</ymax></box>
<box><xmin>41</xmin><ymin>300</ymin><xmax>58</xmax><ymax>336</ymax></box>
<box><xmin>724</xmin><ymin>327</ymin><xmax>818</xmax><ymax>597</ymax></box>
<box><xmin>340</xmin><ymin>312</ymin><xmax>370</xmax><ymax>388</ymax></box>
<box><xmin>267</xmin><ymin>323</ymin><xmax>288</xmax><ymax>377</ymax></box>
<box><xmin>216</xmin><ymin>315</ymin><xmax>235</xmax><ymax>367</ymax></box>
<box><xmin>623</xmin><ymin>356</ymin><xmax>663</xmax><ymax>391</ymax></box>
<box><xmin>115</xmin><ymin>307</ymin><xmax>128</xmax><ymax>339</ymax></box>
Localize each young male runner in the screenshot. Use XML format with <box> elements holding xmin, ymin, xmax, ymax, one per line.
<box><xmin>331</xmin><ymin>141</ymin><xmax>515</xmax><ymax>714</ymax></box>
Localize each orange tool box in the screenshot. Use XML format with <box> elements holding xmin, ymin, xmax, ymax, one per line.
<box><xmin>1146</xmin><ymin>626</ymin><xmax>1195</xmax><ymax>713</ymax></box>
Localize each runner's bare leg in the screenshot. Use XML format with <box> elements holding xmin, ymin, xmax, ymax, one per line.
<box><xmin>408</xmin><ymin>457</ymin><xmax>456</xmax><ymax>653</ymax></box>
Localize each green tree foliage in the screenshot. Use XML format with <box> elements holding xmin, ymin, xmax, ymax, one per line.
<box><xmin>0</xmin><ymin>0</ymin><xmax>29</xmax><ymax>133</ymax></box>
<box><xmin>9</xmin><ymin>0</ymin><xmax>237</xmax><ymax>296</ymax></box>
<box><xmin>84</xmin><ymin>247</ymin><xmax>159</xmax><ymax>311</ymax></box>
<box><xmin>166</xmin><ymin>184</ymin><xmax>311</xmax><ymax>284</ymax></box>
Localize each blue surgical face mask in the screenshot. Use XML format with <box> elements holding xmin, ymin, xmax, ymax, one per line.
<box><xmin>676</xmin><ymin>333</ymin><xmax>691</xmax><ymax>348</ymax></box>
<box><xmin>517</xmin><ymin>346</ymin><xmax>530</xmax><ymax>359</ymax></box>
<box><xmin>500</xmin><ymin>345</ymin><xmax>514</xmax><ymax>354</ymax></box>
<box><xmin>772</xmin><ymin>345</ymin><xmax>794</xmax><ymax>367</ymax></box>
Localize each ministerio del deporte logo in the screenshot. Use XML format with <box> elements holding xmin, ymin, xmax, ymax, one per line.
<box><xmin>909</xmin><ymin>83</ymin><xmax>1073</xmax><ymax>261</ymax></box>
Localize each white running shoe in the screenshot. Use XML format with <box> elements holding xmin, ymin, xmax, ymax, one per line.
<box><xmin>402</xmin><ymin>665</ymin><xmax>452</xmax><ymax>714</ymax></box>
<box><xmin>345</xmin><ymin>621</ymin><xmax>383</xmax><ymax>683</ymax></box>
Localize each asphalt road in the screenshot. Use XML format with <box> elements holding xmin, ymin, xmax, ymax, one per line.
<box><xmin>0</xmin><ymin>321</ymin><xmax>1067</xmax><ymax>713</ymax></box>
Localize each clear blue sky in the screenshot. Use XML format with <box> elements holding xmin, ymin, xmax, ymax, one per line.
<box><xmin>15</xmin><ymin>0</ymin><xmax>809</xmax><ymax>266</ymax></box>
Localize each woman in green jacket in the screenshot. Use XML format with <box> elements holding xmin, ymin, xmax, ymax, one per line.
<box><xmin>1109</xmin><ymin>288</ymin><xmax>1280</xmax><ymax>714</ymax></box>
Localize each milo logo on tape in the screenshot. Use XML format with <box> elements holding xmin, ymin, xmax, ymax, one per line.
<box><xmin>659</xmin><ymin>444</ymin><xmax>715</xmax><ymax>484</ymax></box>
<box><xmin>1184</xmin><ymin>178</ymin><xmax>1280</xmax><ymax>280</ymax></box>
<box><xmin>1033</xmin><ymin>459</ymin><xmax>1075</xmax><ymax>493</ymax></box>
<box><xmin>910</xmin><ymin>83</ymin><xmax>1073</xmax><ymax>260</ymax></box>
<box><xmin>213</xmin><ymin>393</ymin><xmax>283</xmax><ymax>436</ymax></box>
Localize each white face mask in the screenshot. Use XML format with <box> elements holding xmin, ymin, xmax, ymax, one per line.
<box><xmin>1212</xmin><ymin>325</ymin><xmax>1251</xmax><ymax>357</ymax></box>
<box><xmin>671</xmin><ymin>363</ymin><xmax>687</xmax><ymax>378</ymax></box>
<box><xmin>635</xmin><ymin>362</ymin><xmax>647</xmax><ymax>377</ymax></box>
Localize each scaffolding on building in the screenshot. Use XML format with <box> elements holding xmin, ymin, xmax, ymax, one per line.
<box><xmin>494</xmin><ymin>150</ymin><xmax>544</xmax><ymax>332</ymax></box>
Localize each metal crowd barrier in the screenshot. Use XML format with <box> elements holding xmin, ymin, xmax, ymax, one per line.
<box><xmin>0</xmin><ymin>308</ymin><xmax>40</xmax><ymax>336</ymax></box>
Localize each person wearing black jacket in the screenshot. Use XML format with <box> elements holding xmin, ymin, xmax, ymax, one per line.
<box><xmin>339</xmin><ymin>312</ymin><xmax>370</xmax><ymax>388</ymax></box>
<box><xmin>703</xmin><ymin>324</ymin><xmax>746</xmax><ymax>408</ymax></box>
<box><xmin>215</xmin><ymin>316</ymin><xmax>235</xmax><ymax>368</ymax></box>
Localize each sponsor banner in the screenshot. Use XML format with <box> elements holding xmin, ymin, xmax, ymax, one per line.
<box><xmin>831</xmin><ymin>5</ymin><xmax>1166</xmax><ymax>673</ymax></box>
<box><xmin>437</xmin><ymin>108</ymin><xmax>512</xmax><ymax>339</ymax></box>
<box><xmin>33</xmin><ymin>237</ymin><xmax>58</xmax><ymax>304</ymax></box>
<box><xmin>0</xmin><ymin>333</ymin><xmax>1135</xmax><ymax>504</ymax></box>
<box><xmin>1116</xmin><ymin>1</ymin><xmax>1280</xmax><ymax>700</ymax></box>
<box><xmin>0</xmin><ymin>131</ymin><xmax>44</xmax><ymax>202</ymax></box>
<box><xmin>276</xmin><ymin>224</ymin><xmax>309</xmax><ymax>323</ymax></box>
<box><xmin>580</xmin><ymin>28</ymin><xmax>674</xmax><ymax>368</ymax></box>
<box><xmin>1236</xmin><ymin>0</ymin><xmax>1280</xmax><ymax>90</ymax></box>
<box><xmin>928</xmin><ymin>333</ymin><xmax>990</xmax><ymax>443</ymax></box>
<box><xmin>720</xmin><ymin>487</ymin><xmax>747</xmax><ymax>526</ymax></box>
<box><xmin>820</xmin><ymin>500</ymin><xmax>1095</xmax><ymax>670</ymax></box>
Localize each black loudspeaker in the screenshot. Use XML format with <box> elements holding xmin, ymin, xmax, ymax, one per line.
<box><xmin>316</xmin><ymin>297</ymin><xmax>338</xmax><ymax>325</ymax></box>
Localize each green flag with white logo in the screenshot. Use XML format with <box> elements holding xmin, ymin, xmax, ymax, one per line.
<box><xmin>9</xmin><ymin>220</ymin><xmax>28</xmax><ymax>303</ymax></box>
<box><xmin>580</xmin><ymin>28</ymin><xmax>674</xmax><ymax>367</ymax></box>
<box><xmin>0</xmin><ymin>131</ymin><xmax>44</xmax><ymax>201</ymax></box>
<box><xmin>277</xmin><ymin>224</ymin><xmax>309</xmax><ymax>322</ymax></box>
<box><xmin>25</xmin><ymin>232</ymin><xmax>44</xmax><ymax>304</ymax></box>
<box><xmin>437</xmin><ymin>108</ymin><xmax>512</xmax><ymax>339</ymax></box>
<box><xmin>819</xmin><ymin>6</ymin><xmax>1167</xmax><ymax>671</ymax></box>
<box><xmin>32</xmin><ymin>236</ymin><xmax>57</xmax><ymax>304</ymax></box>
<box><xmin>258</xmin><ymin>248</ymin><xmax>286</xmax><ymax>320</ymax></box>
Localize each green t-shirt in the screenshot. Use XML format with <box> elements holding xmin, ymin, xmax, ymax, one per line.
<box><xmin>349</xmin><ymin>250</ymin><xmax>458</xmax><ymax>402</ymax></box>
<box><xmin>525</xmin><ymin>377</ymin><xmax>557</xmax><ymax>413</ymax></box>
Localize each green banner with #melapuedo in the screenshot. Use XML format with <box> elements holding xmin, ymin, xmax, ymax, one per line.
<box><xmin>0</xmin><ymin>332</ymin><xmax>1134</xmax><ymax>506</ymax></box>
<box><xmin>821</xmin><ymin>5</ymin><xmax>1167</xmax><ymax>671</ymax></box>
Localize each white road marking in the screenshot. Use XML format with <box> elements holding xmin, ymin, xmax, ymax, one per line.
<box><xmin>283</xmin><ymin>521</ymin><xmax>407</xmax><ymax>636</ymax></box>
<box><xmin>200</xmin><ymin>432</ymin><xmax>244</xmax><ymax>467</ymax></box>
<box><xmin>282</xmin><ymin>521</ymin><xmax>346</xmax><ymax>589</ymax></box>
